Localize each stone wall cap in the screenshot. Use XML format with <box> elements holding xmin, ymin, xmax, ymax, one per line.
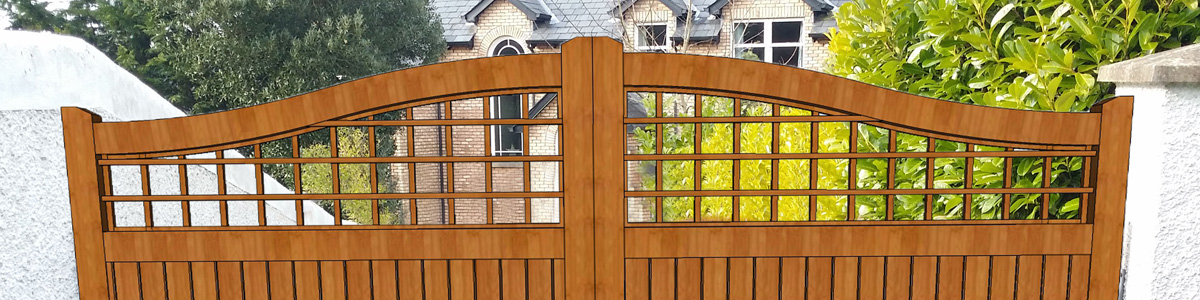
<box><xmin>1098</xmin><ymin>43</ymin><xmax>1200</xmax><ymax>83</ymax></box>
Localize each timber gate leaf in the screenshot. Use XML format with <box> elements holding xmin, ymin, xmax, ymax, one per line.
<box><xmin>62</xmin><ymin>37</ymin><xmax>1132</xmax><ymax>300</ymax></box>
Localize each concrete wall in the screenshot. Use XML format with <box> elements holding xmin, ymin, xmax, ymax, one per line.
<box><xmin>1113</xmin><ymin>83</ymin><xmax>1200</xmax><ymax>300</ymax></box>
<box><xmin>1100</xmin><ymin>44</ymin><xmax>1200</xmax><ymax>300</ymax></box>
<box><xmin>0</xmin><ymin>30</ymin><xmax>338</xmax><ymax>299</ymax></box>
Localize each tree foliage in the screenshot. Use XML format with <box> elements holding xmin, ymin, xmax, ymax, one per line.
<box><xmin>632</xmin><ymin>94</ymin><xmax>1084</xmax><ymax>221</ymax></box>
<box><xmin>299</xmin><ymin>127</ymin><xmax>406</xmax><ymax>225</ymax></box>
<box><xmin>2</xmin><ymin>0</ymin><xmax>446</xmax><ymax>115</ymax></box>
<box><xmin>4</xmin><ymin>0</ymin><xmax>443</xmax><ymax>199</ymax></box>
<box><xmin>827</xmin><ymin>0</ymin><xmax>1200</xmax><ymax>111</ymax></box>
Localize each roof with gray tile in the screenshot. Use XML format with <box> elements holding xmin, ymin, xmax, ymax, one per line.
<box><xmin>430</xmin><ymin>0</ymin><xmax>479</xmax><ymax>46</ymax></box>
<box><xmin>527</xmin><ymin>0</ymin><xmax>624</xmax><ymax>45</ymax></box>
<box><xmin>809</xmin><ymin>0</ymin><xmax>851</xmax><ymax>39</ymax></box>
<box><xmin>429</xmin><ymin>0</ymin><xmax>850</xmax><ymax>46</ymax></box>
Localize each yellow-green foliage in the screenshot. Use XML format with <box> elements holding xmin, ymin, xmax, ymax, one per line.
<box><xmin>300</xmin><ymin>127</ymin><xmax>397</xmax><ymax>224</ymax></box>
<box><xmin>632</xmin><ymin>94</ymin><xmax>1084</xmax><ymax>221</ymax></box>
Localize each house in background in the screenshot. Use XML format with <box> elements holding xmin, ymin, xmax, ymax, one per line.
<box><xmin>430</xmin><ymin>0</ymin><xmax>851</xmax><ymax>69</ymax></box>
<box><xmin>391</xmin><ymin>0</ymin><xmax>851</xmax><ymax>225</ymax></box>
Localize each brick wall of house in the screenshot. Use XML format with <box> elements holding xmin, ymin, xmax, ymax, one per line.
<box><xmin>441</xmin><ymin>0</ymin><xmax>544</xmax><ymax>62</ymax></box>
<box><xmin>423</xmin><ymin>0</ymin><xmax>838</xmax><ymax>224</ymax></box>
<box><xmin>620</xmin><ymin>0</ymin><xmax>832</xmax><ymax>71</ymax></box>
<box><xmin>386</xmin><ymin>94</ymin><xmax>561</xmax><ymax>225</ymax></box>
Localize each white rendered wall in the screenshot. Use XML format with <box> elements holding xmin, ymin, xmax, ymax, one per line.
<box><xmin>1114</xmin><ymin>83</ymin><xmax>1200</xmax><ymax>300</ymax></box>
<box><xmin>0</xmin><ymin>30</ymin><xmax>339</xmax><ymax>299</ymax></box>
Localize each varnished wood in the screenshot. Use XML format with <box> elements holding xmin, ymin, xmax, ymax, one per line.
<box><xmin>476</xmin><ymin>260</ymin><xmax>501</xmax><ymax>300</ymax></box>
<box><xmin>885</xmin><ymin>257</ymin><xmax>911</xmax><ymax>300</ymax></box>
<box><xmin>832</xmin><ymin>257</ymin><xmax>858</xmax><ymax>300</ymax></box>
<box><xmin>371</xmin><ymin>260</ymin><xmax>400</xmax><ymax>300</ymax></box>
<box><xmin>528</xmin><ymin>259</ymin><xmax>555</xmax><ymax>300</ymax></box>
<box><xmin>623</xmin><ymin>187</ymin><xmax>1092</xmax><ymax>197</ymax></box>
<box><xmin>625</xmin><ymin>225</ymin><xmax>1092</xmax><ymax>257</ymax></box>
<box><xmin>650</xmin><ymin>259</ymin><xmax>675</xmax><ymax>300</ymax></box>
<box><xmin>104</xmin><ymin>191</ymin><xmax>564</xmax><ymax>201</ymax></box>
<box><xmin>1044</xmin><ymin>255</ymin><xmax>1071</xmax><ymax>300</ymax></box>
<box><xmin>623</xmin><ymin>150</ymin><xmax>1096</xmax><ymax>161</ymax></box>
<box><xmin>859</xmin><ymin>257</ymin><xmax>885</xmax><ymax>300</ymax></box>
<box><xmin>937</xmin><ymin>256</ymin><xmax>964</xmax><ymax>300</ymax></box>
<box><xmin>64</xmin><ymin>37</ymin><xmax>1129</xmax><ymax>300</ymax></box>
<box><xmin>60</xmin><ymin>108</ymin><xmax>109</xmax><ymax>300</ymax></box>
<box><xmin>92</xmin><ymin>55</ymin><xmax>563</xmax><ymax>155</ymax></box>
<box><xmin>103</xmin><ymin>229</ymin><xmax>563</xmax><ymax>261</ymax></box>
<box><xmin>1088</xmin><ymin>97</ymin><xmax>1132</xmax><ymax>300</ymax></box>
<box><xmin>911</xmin><ymin>257</ymin><xmax>937</xmax><ymax>299</ymax></box>
<box><xmin>677</xmin><ymin>258</ymin><xmax>702</xmax><ymax>300</ymax></box>
<box><xmin>728</xmin><ymin>257</ymin><xmax>753</xmax><ymax>300</ymax></box>
<box><xmin>703</xmin><ymin>258</ymin><xmax>729</xmax><ymax>300</ymax></box>
<box><xmin>625</xmin><ymin>259</ymin><xmax>649</xmax><ymax>300</ymax></box>
<box><xmin>140</xmin><ymin>262</ymin><xmax>167</xmax><ymax>299</ymax></box>
<box><xmin>165</xmin><ymin>262</ymin><xmax>193</xmax><ymax>300</ymax></box>
<box><xmin>807</xmin><ymin>257</ymin><xmax>832</xmax><ymax>300</ymax></box>
<box><xmin>449</xmin><ymin>260</ymin><xmax>474</xmax><ymax>300</ymax></box>
<box><xmin>192</xmin><ymin>261</ymin><xmax>218</xmax><ymax>300</ymax></box>
<box><xmin>964</xmin><ymin>256</ymin><xmax>991</xmax><ymax>300</ymax></box>
<box><xmin>100</xmin><ymin>155</ymin><xmax>563</xmax><ymax>165</ymax></box>
<box><xmin>1017</xmin><ymin>256</ymin><xmax>1044</xmax><ymax>300</ymax></box>
<box><xmin>218</xmin><ymin>261</ymin><xmax>245</xmax><ymax>300</ymax></box>
<box><xmin>585</xmin><ymin>37</ymin><xmax>625</xmax><ymax>300</ymax></box>
<box><xmin>396</xmin><ymin>260</ymin><xmax>423</xmax><ymax>300</ymax></box>
<box><xmin>754</xmin><ymin>257</ymin><xmax>780</xmax><ymax>300</ymax></box>
<box><xmin>991</xmin><ymin>256</ymin><xmax>1018</xmax><ymax>300</ymax></box>
<box><xmin>624</xmin><ymin>53</ymin><xmax>1102</xmax><ymax>146</ymax></box>
<box><xmin>780</xmin><ymin>257</ymin><xmax>806</xmax><ymax>300</ymax></box>
<box><xmin>268</xmin><ymin>261</ymin><xmax>295</xmax><ymax>300</ymax></box>
<box><xmin>244</xmin><ymin>261</ymin><xmax>270</xmax><ymax>300</ymax></box>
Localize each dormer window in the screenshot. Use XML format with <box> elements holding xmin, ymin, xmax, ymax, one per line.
<box><xmin>635</xmin><ymin>24</ymin><xmax>670</xmax><ymax>52</ymax></box>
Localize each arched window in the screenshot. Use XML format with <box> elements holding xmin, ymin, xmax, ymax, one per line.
<box><xmin>491</xmin><ymin>39</ymin><xmax>526</xmax><ymax>57</ymax></box>
<box><xmin>489</xmin><ymin>38</ymin><xmax>527</xmax><ymax>155</ymax></box>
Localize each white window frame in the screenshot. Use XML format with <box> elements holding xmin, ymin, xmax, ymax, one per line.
<box><xmin>634</xmin><ymin>23</ymin><xmax>671</xmax><ymax>52</ymax></box>
<box><xmin>732</xmin><ymin>18</ymin><xmax>805</xmax><ymax>68</ymax></box>
<box><xmin>489</xmin><ymin>38</ymin><xmax>527</xmax><ymax>156</ymax></box>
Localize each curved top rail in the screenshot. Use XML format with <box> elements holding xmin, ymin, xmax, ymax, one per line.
<box><xmin>91</xmin><ymin>53</ymin><xmax>563</xmax><ymax>155</ymax></box>
<box><xmin>623</xmin><ymin>53</ymin><xmax>1102</xmax><ymax>146</ymax></box>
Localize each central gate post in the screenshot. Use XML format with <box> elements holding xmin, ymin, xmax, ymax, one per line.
<box><xmin>560</xmin><ymin>37</ymin><xmax>627</xmax><ymax>300</ymax></box>
<box><xmin>589</xmin><ymin>38</ymin><xmax>627</xmax><ymax>300</ymax></box>
<box><xmin>561</xmin><ymin>38</ymin><xmax>599</xmax><ymax>300</ymax></box>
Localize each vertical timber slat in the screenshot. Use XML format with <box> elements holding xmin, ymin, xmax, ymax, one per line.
<box><xmin>1089</xmin><ymin>97</ymin><xmax>1133</xmax><ymax>300</ymax></box>
<box><xmin>61</xmin><ymin>108</ymin><xmax>108</xmax><ymax>300</ymax></box>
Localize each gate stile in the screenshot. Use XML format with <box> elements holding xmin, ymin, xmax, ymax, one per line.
<box><xmin>63</xmin><ymin>37</ymin><xmax>1132</xmax><ymax>300</ymax></box>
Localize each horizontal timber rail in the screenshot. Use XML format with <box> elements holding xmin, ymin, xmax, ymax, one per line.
<box><xmin>625</xmin><ymin>188</ymin><xmax>1091</xmax><ymax>197</ymax></box>
<box><xmin>625</xmin><ymin>151</ymin><xmax>1095</xmax><ymax>160</ymax></box>
<box><xmin>109</xmin><ymin>223</ymin><xmax>564</xmax><ymax>231</ymax></box>
<box><xmin>99</xmin><ymin>155</ymin><xmax>563</xmax><ymax>165</ymax></box>
<box><xmin>626</xmin><ymin>219</ymin><xmax>1083</xmax><ymax>227</ymax></box>
<box><xmin>317</xmin><ymin>118</ymin><xmax>562</xmax><ymax>126</ymax></box>
<box><xmin>103</xmin><ymin>228</ymin><xmax>564</xmax><ymax>262</ymax></box>
<box><xmin>102</xmin><ymin>192</ymin><xmax>565</xmax><ymax>201</ymax></box>
<box><xmin>624</xmin><ymin>116</ymin><xmax>875</xmax><ymax>123</ymax></box>
<box><xmin>623</xmin><ymin>53</ymin><xmax>1103</xmax><ymax>146</ymax></box>
<box><xmin>623</xmin><ymin>224</ymin><xmax>1093</xmax><ymax>257</ymax></box>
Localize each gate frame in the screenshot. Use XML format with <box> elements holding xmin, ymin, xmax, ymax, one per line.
<box><xmin>63</xmin><ymin>37</ymin><xmax>1132</xmax><ymax>300</ymax></box>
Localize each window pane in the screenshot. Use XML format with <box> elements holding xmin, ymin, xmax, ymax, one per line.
<box><xmin>493</xmin><ymin>95</ymin><xmax>523</xmax><ymax>155</ymax></box>
<box><xmin>771</xmin><ymin>21</ymin><xmax>803</xmax><ymax>43</ymax></box>
<box><xmin>495</xmin><ymin>125</ymin><xmax>522</xmax><ymax>155</ymax></box>
<box><xmin>638</xmin><ymin>25</ymin><xmax>667</xmax><ymax>47</ymax></box>
<box><xmin>736</xmin><ymin>47</ymin><xmax>765</xmax><ymax>61</ymax></box>
<box><xmin>734</xmin><ymin>22</ymin><xmax>764</xmax><ymax>43</ymax></box>
<box><xmin>495</xmin><ymin>95</ymin><xmax>521</xmax><ymax>119</ymax></box>
<box><xmin>772</xmin><ymin>46</ymin><xmax>800</xmax><ymax>67</ymax></box>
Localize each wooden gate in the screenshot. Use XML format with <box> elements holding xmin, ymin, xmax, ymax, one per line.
<box><xmin>63</xmin><ymin>38</ymin><xmax>1131</xmax><ymax>300</ymax></box>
